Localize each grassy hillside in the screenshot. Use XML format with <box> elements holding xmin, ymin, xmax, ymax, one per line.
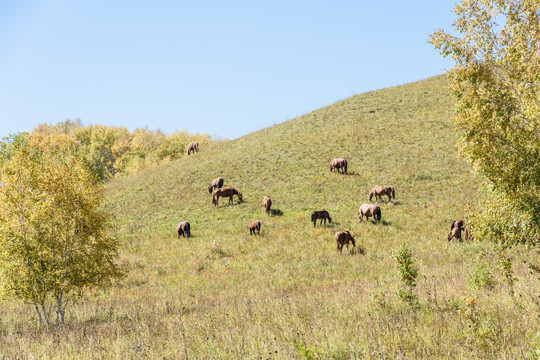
<box><xmin>1</xmin><ymin>75</ymin><xmax>538</xmax><ymax>359</ymax></box>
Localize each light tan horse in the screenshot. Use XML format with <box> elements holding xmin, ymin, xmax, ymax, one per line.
<box><xmin>212</xmin><ymin>187</ymin><xmax>243</xmax><ymax>207</ymax></box>
<box><xmin>335</xmin><ymin>230</ymin><xmax>356</xmax><ymax>252</ymax></box>
<box><xmin>208</xmin><ymin>177</ymin><xmax>224</xmax><ymax>194</ymax></box>
<box><xmin>358</xmin><ymin>203</ymin><xmax>381</xmax><ymax>223</ymax></box>
<box><xmin>368</xmin><ymin>185</ymin><xmax>395</xmax><ymax>203</ymax></box>
<box><xmin>249</xmin><ymin>220</ymin><xmax>261</xmax><ymax>235</ymax></box>
<box><xmin>262</xmin><ymin>196</ymin><xmax>272</xmax><ymax>215</ymax></box>
<box><xmin>186</xmin><ymin>141</ymin><xmax>199</xmax><ymax>155</ymax></box>
<box><xmin>329</xmin><ymin>158</ymin><xmax>348</xmax><ymax>174</ymax></box>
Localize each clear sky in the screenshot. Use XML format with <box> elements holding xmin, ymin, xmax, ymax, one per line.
<box><xmin>0</xmin><ymin>0</ymin><xmax>456</xmax><ymax>140</ymax></box>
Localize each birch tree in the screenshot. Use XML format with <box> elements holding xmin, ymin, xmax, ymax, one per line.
<box><xmin>0</xmin><ymin>133</ymin><xmax>124</xmax><ymax>325</ymax></box>
<box><xmin>429</xmin><ymin>0</ymin><xmax>539</xmax><ymax>248</ymax></box>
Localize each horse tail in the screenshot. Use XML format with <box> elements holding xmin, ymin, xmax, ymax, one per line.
<box><xmin>391</xmin><ymin>187</ymin><xmax>395</xmax><ymax>199</ymax></box>
<box><xmin>376</xmin><ymin>206</ymin><xmax>381</xmax><ymax>222</ymax></box>
<box><xmin>344</xmin><ymin>160</ymin><xmax>348</xmax><ymax>174</ymax></box>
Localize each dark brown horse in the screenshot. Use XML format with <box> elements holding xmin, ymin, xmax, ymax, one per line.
<box><xmin>335</xmin><ymin>230</ymin><xmax>356</xmax><ymax>252</ymax></box>
<box><xmin>262</xmin><ymin>196</ymin><xmax>272</xmax><ymax>215</ymax></box>
<box><xmin>311</xmin><ymin>210</ymin><xmax>332</xmax><ymax>227</ymax></box>
<box><xmin>212</xmin><ymin>187</ymin><xmax>243</xmax><ymax>207</ymax></box>
<box><xmin>329</xmin><ymin>158</ymin><xmax>348</xmax><ymax>174</ymax></box>
<box><xmin>368</xmin><ymin>185</ymin><xmax>395</xmax><ymax>203</ymax></box>
<box><xmin>186</xmin><ymin>141</ymin><xmax>199</xmax><ymax>155</ymax></box>
<box><xmin>176</xmin><ymin>221</ymin><xmax>191</xmax><ymax>238</ymax></box>
<box><xmin>249</xmin><ymin>220</ymin><xmax>261</xmax><ymax>235</ymax></box>
<box><xmin>208</xmin><ymin>177</ymin><xmax>224</xmax><ymax>194</ymax></box>
<box><xmin>358</xmin><ymin>203</ymin><xmax>381</xmax><ymax>223</ymax></box>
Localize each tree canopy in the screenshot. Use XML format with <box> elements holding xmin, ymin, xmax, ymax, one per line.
<box><xmin>0</xmin><ymin>133</ymin><xmax>124</xmax><ymax>325</ymax></box>
<box><xmin>429</xmin><ymin>0</ymin><xmax>539</xmax><ymax>248</ymax></box>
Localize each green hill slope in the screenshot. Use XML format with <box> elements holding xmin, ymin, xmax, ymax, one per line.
<box><xmin>2</xmin><ymin>75</ymin><xmax>538</xmax><ymax>358</ymax></box>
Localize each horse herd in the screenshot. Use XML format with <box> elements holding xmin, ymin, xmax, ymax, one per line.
<box><xmin>177</xmin><ymin>153</ymin><xmax>469</xmax><ymax>251</ymax></box>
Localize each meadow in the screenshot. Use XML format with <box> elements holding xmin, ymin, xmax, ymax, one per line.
<box><xmin>0</xmin><ymin>75</ymin><xmax>538</xmax><ymax>359</ymax></box>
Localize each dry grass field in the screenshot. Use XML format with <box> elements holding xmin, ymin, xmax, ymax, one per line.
<box><xmin>1</xmin><ymin>75</ymin><xmax>538</xmax><ymax>359</ymax></box>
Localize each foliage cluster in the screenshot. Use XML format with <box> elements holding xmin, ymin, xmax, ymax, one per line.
<box><xmin>0</xmin><ymin>133</ymin><xmax>124</xmax><ymax>326</ymax></box>
<box><xmin>30</xmin><ymin>119</ymin><xmax>220</xmax><ymax>182</ymax></box>
<box><xmin>391</xmin><ymin>242</ymin><xmax>419</xmax><ymax>306</ymax></box>
<box><xmin>429</xmin><ymin>0</ymin><xmax>540</xmax><ymax>248</ymax></box>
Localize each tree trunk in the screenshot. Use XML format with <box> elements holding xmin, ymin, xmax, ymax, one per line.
<box><xmin>40</xmin><ymin>298</ymin><xmax>51</xmax><ymax>326</ymax></box>
<box><xmin>33</xmin><ymin>301</ymin><xmax>43</xmax><ymax>326</ymax></box>
<box><xmin>56</xmin><ymin>292</ymin><xmax>65</xmax><ymax>324</ymax></box>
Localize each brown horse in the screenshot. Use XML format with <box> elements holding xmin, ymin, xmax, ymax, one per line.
<box><xmin>249</xmin><ymin>220</ymin><xmax>261</xmax><ymax>235</ymax></box>
<box><xmin>448</xmin><ymin>219</ymin><xmax>467</xmax><ymax>242</ymax></box>
<box><xmin>186</xmin><ymin>141</ymin><xmax>199</xmax><ymax>155</ymax></box>
<box><xmin>311</xmin><ymin>210</ymin><xmax>332</xmax><ymax>227</ymax></box>
<box><xmin>335</xmin><ymin>230</ymin><xmax>356</xmax><ymax>252</ymax></box>
<box><xmin>212</xmin><ymin>187</ymin><xmax>243</xmax><ymax>206</ymax></box>
<box><xmin>368</xmin><ymin>185</ymin><xmax>395</xmax><ymax>203</ymax></box>
<box><xmin>358</xmin><ymin>203</ymin><xmax>381</xmax><ymax>223</ymax></box>
<box><xmin>329</xmin><ymin>158</ymin><xmax>348</xmax><ymax>174</ymax></box>
<box><xmin>208</xmin><ymin>177</ymin><xmax>224</xmax><ymax>194</ymax></box>
<box><xmin>262</xmin><ymin>196</ymin><xmax>272</xmax><ymax>215</ymax></box>
<box><xmin>176</xmin><ymin>221</ymin><xmax>191</xmax><ymax>238</ymax></box>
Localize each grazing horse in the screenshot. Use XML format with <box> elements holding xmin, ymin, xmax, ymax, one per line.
<box><xmin>329</xmin><ymin>158</ymin><xmax>348</xmax><ymax>174</ymax></box>
<box><xmin>368</xmin><ymin>185</ymin><xmax>395</xmax><ymax>203</ymax></box>
<box><xmin>262</xmin><ymin>196</ymin><xmax>272</xmax><ymax>215</ymax></box>
<box><xmin>358</xmin><ymin>203</ymin><xmax>381</xmax><ymax>223</ymax></box>
<box><xmin>212</xmin><ymin>187</ymin><xmax>243</xmax><ymax>207</ymax></box>
<box><xmin>176</xmin><ymin>221</ymin><xmax>191</xmax><ymax>238</ymax></box>
<box><xmin>448</xmin><ymin>219</ymin><xmax>465</xmax><ymax>242</ymax></box>
<box><xmin>311</xmin><ymin>210</ymin><xmax>332</xmax><ymax>227</ymax></box>
<box><xmin>335</xmin><ymin>230</ymin><xmax>356</xmax><ymax>252</ymax></box>
<box><xmin>249</xmin><ymin>220</ymin><xmax>261</xmax><ymax>235</ymax></box>
<box><xmin>208</xmin><ymin>177</ymin><xmax>224</xmax><ymax>194</ymax></box>
<box><xmin>186</xmin><ymin>141</ymin><xmax>199</xmax><ymax>155</ymax></box>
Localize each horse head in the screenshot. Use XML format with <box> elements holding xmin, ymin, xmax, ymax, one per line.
<box><xmin>368</xmin><ymin>191</ymin><xmax>374</xmax><ymax>201</ymax></box>
<box><xmin>238</xmin><ymin>192</ymin><xmax>243</xmax><ymax>202</ymax></box>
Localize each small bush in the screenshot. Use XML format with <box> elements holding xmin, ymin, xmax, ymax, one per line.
<box><xmin>467</xmin><ymin>263</ymin><xmax>496</xmax><ymax>291</ymax></box>
<box><xmin>392</xmin><ymin>243</ymin><xmax>419</xmax><ymax>307</ymax></box>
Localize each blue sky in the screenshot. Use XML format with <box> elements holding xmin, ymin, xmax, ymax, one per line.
<box><xmin>0</xmin><ymin>1</ymin><xmax>456</xmax><ymax>140</ymax></box>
